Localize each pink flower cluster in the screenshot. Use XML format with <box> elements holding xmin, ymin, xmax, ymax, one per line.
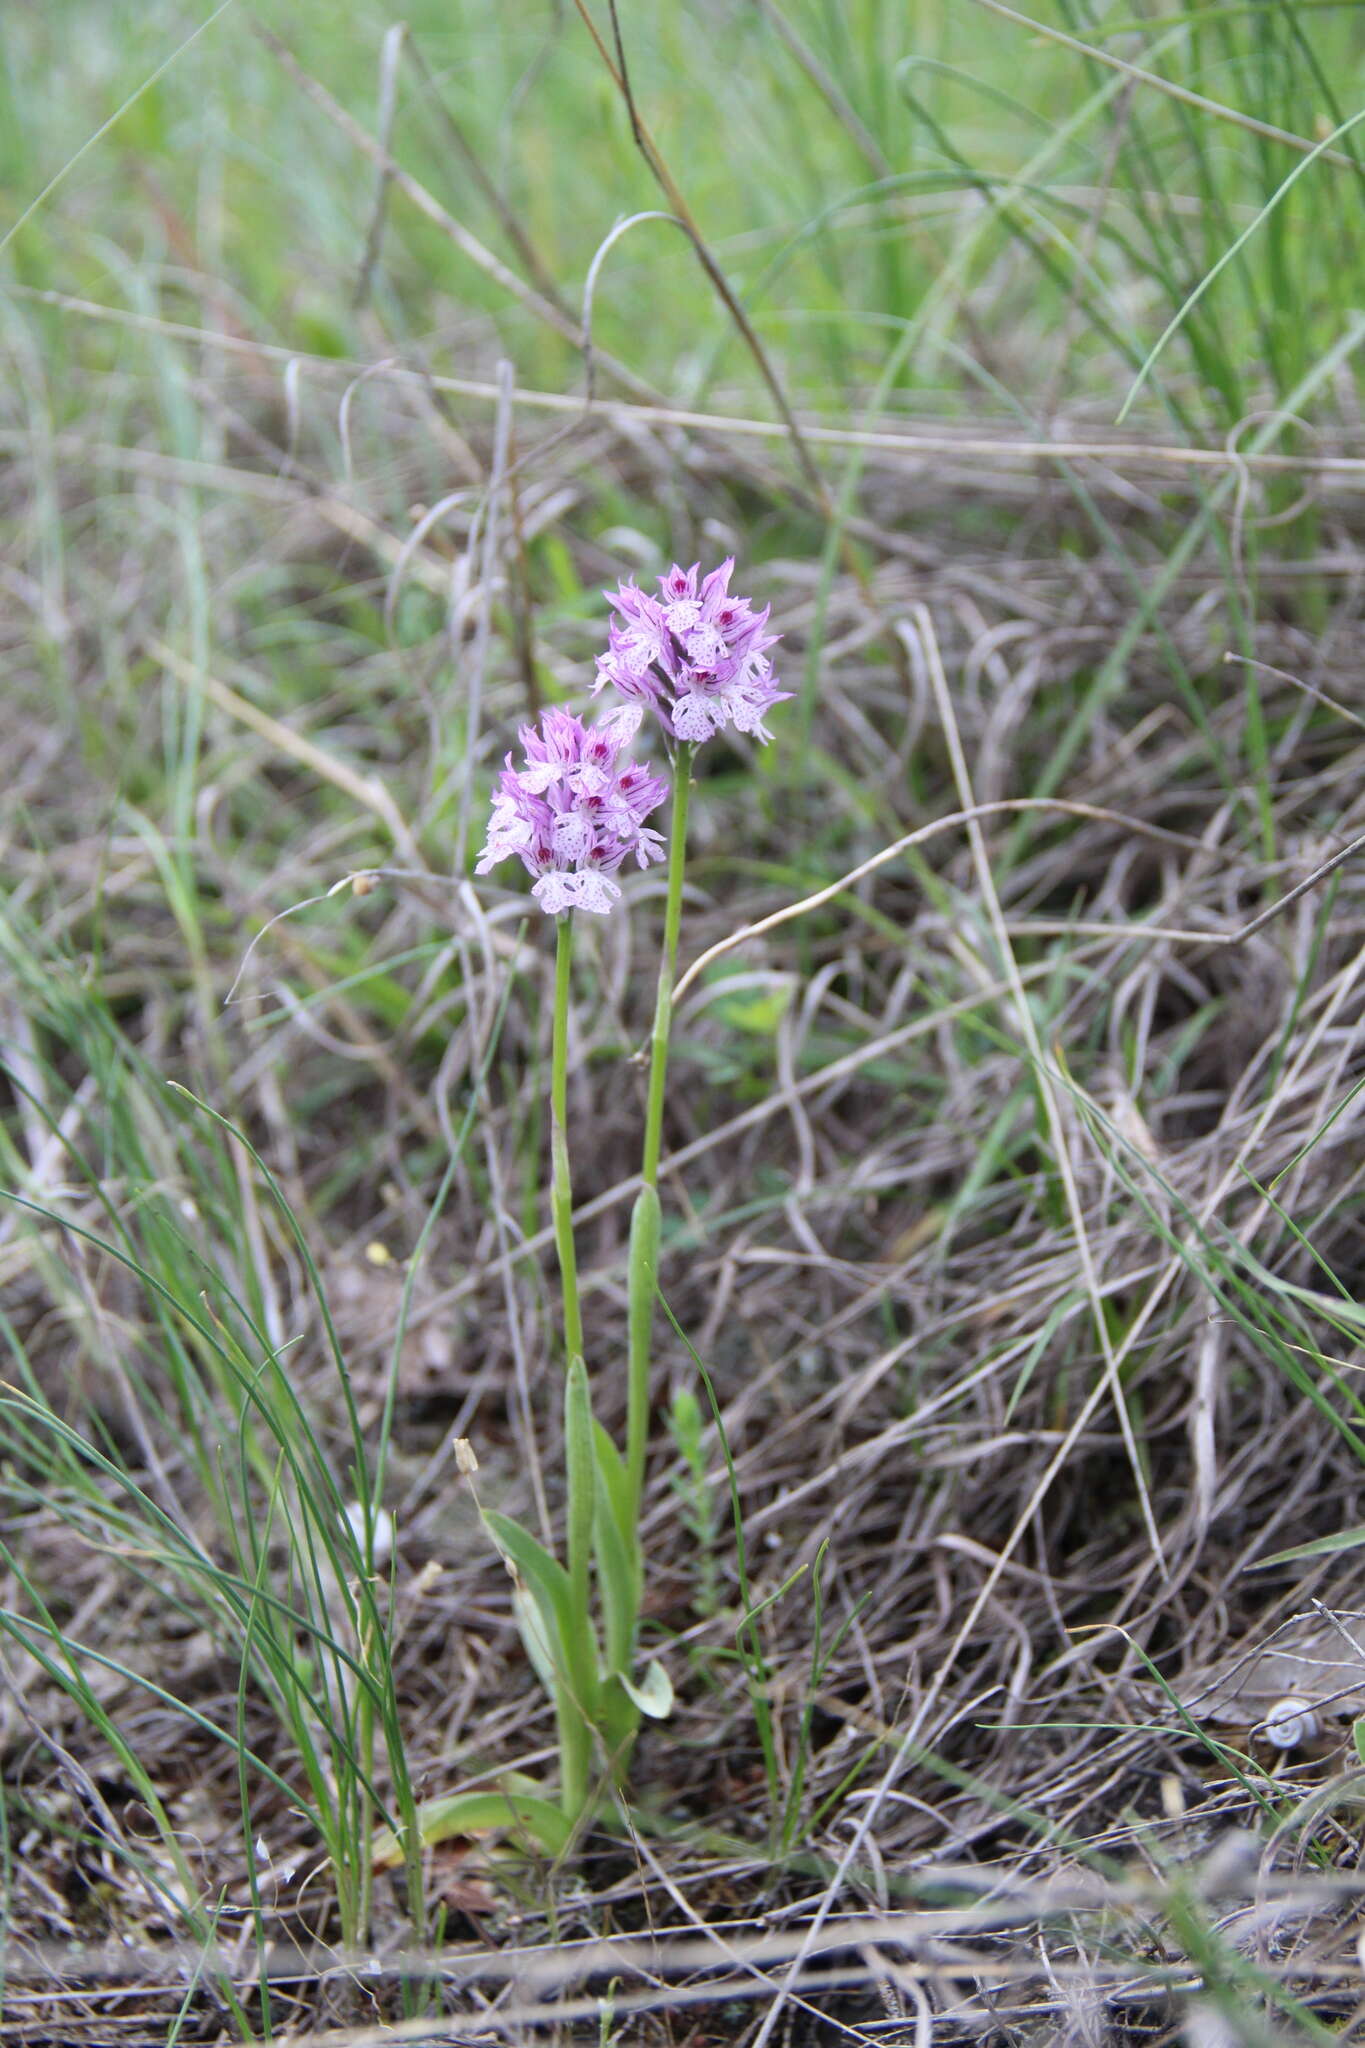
<box><xmin>476</xmin><ymin>705</ymin><xmax>667</xmax><ymax>916</ymax></box>
<box><xmin>478</xmin><ymin>559</ymin><xmax>781</xmax><ymax>916</ymax></box>
<box><xmin>594</xmin><ymin>559</ymin><xmax>787</xmax><ymax>745</ymax></box>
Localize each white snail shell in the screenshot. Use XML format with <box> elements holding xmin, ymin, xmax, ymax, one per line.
<box><xmin>1261</xmin><ymin>1696</ymin><xmax>1320</xmax><ymax>1749</ymax></box>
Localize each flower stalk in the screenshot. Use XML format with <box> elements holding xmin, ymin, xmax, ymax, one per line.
<box><xmin>641</xmin><ymin>746</ymin><xmax>693</xmax><ymax>1189</ymax></box>
<box><xmin>550</xmin><ymin>914</ymin><xmax>594</xmax><ymax>1818</ymax></box>
<box><xmin>550</xmin><ymin>914</ymin><xmax>583</xmax><ymax>1364</ymax></box>
<box><xmin>627</xmin><ymin>743</ymin><xmax>692</xmax><ymax>1515</ymax></box>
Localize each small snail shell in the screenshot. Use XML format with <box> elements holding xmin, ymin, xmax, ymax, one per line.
<box><xmin>1261</xmin><ymin>1696</ymin><xmax>1320</xmax><ymax>1749</ymax></box>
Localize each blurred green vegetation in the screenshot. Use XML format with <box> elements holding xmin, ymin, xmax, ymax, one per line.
<box><xmin>5</xmin><ymin>0</ymin><xmax>1364</xmax><ymax>438</ymax></box>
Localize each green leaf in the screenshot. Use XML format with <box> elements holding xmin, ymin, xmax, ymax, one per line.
<box><xmin>592</xmin><ymin>1419</ymin><xmax>641</xmax><ymax>1661</ymax></box>
<box><xmin>668</xmin><ymin>1387</ymin><xmax>703</xmax><ymax>1466</ymax></box>
<box><xmin>562</xmin><ymin>1358</ymin><xmax>601</xmax><ymax>1723</ymax></box>
<box><xmin>597</xmin><ymin>1672</ymin><xmax>640</xmax><ymax>1763</ymax></box>
<box><xmin>593</xmin><ymin>1488</ymin><xmax>638</xmax><ymax>1679</ymax></box>
<box><xmin>512</xmin><ymin>1583</ymin><xmax>558</xmax><ymax>1697</ymax></box>
<box><xmin>1354</xmin><ymin>1719</ymin><xmax>1365</xmax><ymax>1771</ymax></box>
<box><xmin>1260</xmin><ymin>1280</ymin><xmax>1365</xmax><ymax>1329</ymax></box>
<box><xmin>564</xmin><ymin>1357</ymin><xmax>597</xmax><ymax>1606</ymax></box>
<box><xmin>592</xmin><ymin>1420</ymin><xmax>634</xmax><ymax>1554</ymax></box>
<box><xmin>1257</xmin><ymin>1526</ymin><xmax>1365</xmax><ymax>1568</ymax></box>
<box><xmin>628</xmin><ymin>1184</ymin><xmax>661</xmax><ymax>1288</ymax></box>
<box><xmin>371</xmin><ymin>1781</ymin><xmax>572</xmax><ymax>1866</ymax></box>
<box><xmin>483</xmin><ymin>1511</ymin><xmax>574</xmax><ymax>1666</ymax></box>
<box><xmin>707</xmin><ymin>982</ymin><xmax>794</xmax><ymax>1036</ymax></box>
<box><xmin>620</xmin><ymin>1658</ymin><xmax>673</xmax><ymax>1721</ymax></box>
<box><xmin>627</xmin><ymin>1187</ymin><xmax>661</xmax><ymax>1513</ymax></box>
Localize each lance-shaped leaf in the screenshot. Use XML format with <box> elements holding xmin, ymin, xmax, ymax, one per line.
<box><xmin>372</xmin><ymin>1779</ymin><xmax>573</xmax><ymax>1866</ymax></box>
<box><xmin>483</xmin><ymin>1511</ymin><xmax>574</xmax><ymax>1680</ymax></box>
<box><xmin>592</xmin><ymin>1420</ymin><xmax>640</xmax><ymax>1677</ymax></box>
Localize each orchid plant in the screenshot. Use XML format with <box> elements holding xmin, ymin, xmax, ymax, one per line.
<box><xmin>466</xmin><ymin>560</ymin><xmax>785</xmax><ymax>1839</ymax></box>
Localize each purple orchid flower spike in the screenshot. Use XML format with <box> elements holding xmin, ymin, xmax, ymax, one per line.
<box><xmin>594</xmin><ymin>558</ymin><xmax>787</xmax><ymax>745</ymax></box>
<box><xmin>476</xmin><ymin>704</ymin><xmax>667</xmax><ymax>915</ymax></box>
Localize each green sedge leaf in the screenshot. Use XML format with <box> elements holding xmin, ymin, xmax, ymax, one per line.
<box><xmin>1257</xmin><ymin>1526</ymin><xmax>1365</xmax><ymax>1567</ymax></box>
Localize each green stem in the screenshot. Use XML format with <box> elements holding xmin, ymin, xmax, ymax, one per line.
<box><xmin>641</xmin><ymin>747</ymin><xmax>693</xmax><ymax>1188</ymax></box>
<box><xmin>551</xmin><ymin>920</ymin><xmax>594</xmax><ymax>1819</ymax></box>
<box><xmin>627</xmin><ymin>745</ymin><xmax>692</xmax><ymax>1515</ymax></box>
<box><xmin>551</xmin><ymin>915</ymin><xmax>583</xmax><ymax>1366</ymax></box>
